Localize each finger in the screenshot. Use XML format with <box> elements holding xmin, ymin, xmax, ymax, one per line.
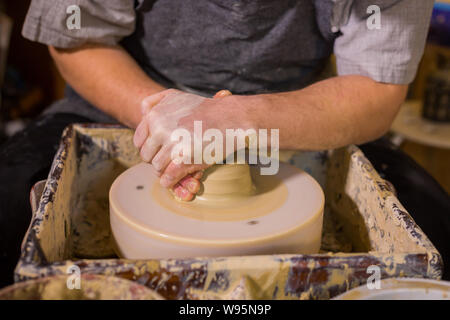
<box><xmin>213</xmin><ymin>90</ymin><xmax>232</xmax><ymax>99</ymax></box>
<box><xmin>140</xmin><ymin>137</ymin><xmax>161</xmax><ymax>163</ymax></box>
<box><xmin>151</xmin><ymin>144</ymin><xmax>174</xmax><ymax>173</ymax></box>
<box><xmin>133</xmin><ymin>120</ymin><xmax>149</xmax><ymax>148</ymax></box>
<box><xmin>192</xmin><ymin>171</ymin><xmax>204</xmax><ymax>180</ymax></box>
<box><xmin>149</xmin><ymin>165</ymin><xmax>163</xmax><ymax>177</ymax></box>
<box><xmin>160</xmin><ymin>162</ymin><xmax>208</xmax><ymax>188</ymax></box>
<box><xmin>141</xmin><ymin>90</ymin><xmax>174</xmax><ymax>115</ymax></box>
<box><xmin>179</xmin><ymin>175</ymin><xmax>201</xmax><ymax>194</ymax></box>
<box><xmin>171</xmin><ymin>183</ymin><xmax>194</xmax><ymax>201</ymax></box>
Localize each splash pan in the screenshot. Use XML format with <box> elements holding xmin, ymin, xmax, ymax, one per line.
<box><xmin>15</xmin><ymin>124</ymin><xmax>443</xmax><ymax>300</ymax></box>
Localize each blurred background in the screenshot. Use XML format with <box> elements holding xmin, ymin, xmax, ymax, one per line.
<box><xmin>0</xmin><ymin>0</ymin><xmax>449</xmax><ymax>193</ymax></box>
<box><xmin>0</xmin><ymin>1</ymin><xmax>65</xmax><ymax>142</ymax></box>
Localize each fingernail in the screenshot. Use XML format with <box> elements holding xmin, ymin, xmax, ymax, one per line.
<box><xmin>172</xmin><ymin>185</ymin><xmax>194</xmax><ymax>201</ymax></box>
<box><xmin>192</xmin><ymin>171</ymin><xmax>203</xmax><ymax>180</ymax></box>
<box><xmin>186</xmin><ymin>180</ymin><xmax>200</xmax><ymax>193</ymax></box>
<box><xmin>214</xmin><ymin>90</ymin><xmax>232</xmax><ymax>98</ymax></box>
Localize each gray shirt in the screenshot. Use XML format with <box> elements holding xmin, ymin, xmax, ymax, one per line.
<box><xmin>22</xmin><ymin>0</ymin><xmax>435</xmax><ymax>121</ymax></box>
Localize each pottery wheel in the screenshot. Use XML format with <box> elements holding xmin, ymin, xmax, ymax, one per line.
<box><xmin>110</xmin><ymin>162</ymin><xmax>324</xmax><ymax>259</ymax></box>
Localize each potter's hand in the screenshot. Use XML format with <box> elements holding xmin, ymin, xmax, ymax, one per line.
<box><xmin>133</xmin><ymin>89</ymin><xmax>239</xmax><ymax>201</ymax></box>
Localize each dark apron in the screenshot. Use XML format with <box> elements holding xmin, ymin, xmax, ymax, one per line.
<box><xmin>121</xmin><ymin>0</ymin><xmax>337</xmax><ymax>95</ymax></box>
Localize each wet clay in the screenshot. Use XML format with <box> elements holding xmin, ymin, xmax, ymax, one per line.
<box><xmin>153</xmin><ymin>164</ymin><xmax>288</xmax><ymax>222</ymax></box>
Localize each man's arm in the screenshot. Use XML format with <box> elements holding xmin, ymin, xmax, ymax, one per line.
<box><xmin>49</xmin><ymin>44</ymin><xmax>165</xmax><ymax>128</ymax></box>
<box><xmin>247</xmin><ymin>75</ymin><xmax>408</xmax><ymax>150</ymax></box>
<box><xmin>133</xmin><ymin>75</ymin><xmax>407</xmax><ymax>194</ymax></box>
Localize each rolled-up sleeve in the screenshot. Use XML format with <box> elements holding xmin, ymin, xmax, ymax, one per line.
<box><xmin>333</xmin><ymin>0</ymin><xmax>434</xmax><ymax>84</ymax></box>
<box><xmin>22</xmin><ymin>0</ymin><xmax>136</xmax><ymax>48</ymax></box>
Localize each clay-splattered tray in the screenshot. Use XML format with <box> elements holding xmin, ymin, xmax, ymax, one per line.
<box><xmin>15</xmin><ymin>124</ymin><xmax>443</xmax><ymax>299</ymax></box>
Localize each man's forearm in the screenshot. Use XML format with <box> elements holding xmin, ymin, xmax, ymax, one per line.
<box><xmin>49</xmin><ymin>44</ymin><xmax>165</xmax><ymax>128</ymax></box>
<box><xmin>245</xmin><ymin>75</ymin><xmax>408</xmax><ymax>150</ymax></box>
